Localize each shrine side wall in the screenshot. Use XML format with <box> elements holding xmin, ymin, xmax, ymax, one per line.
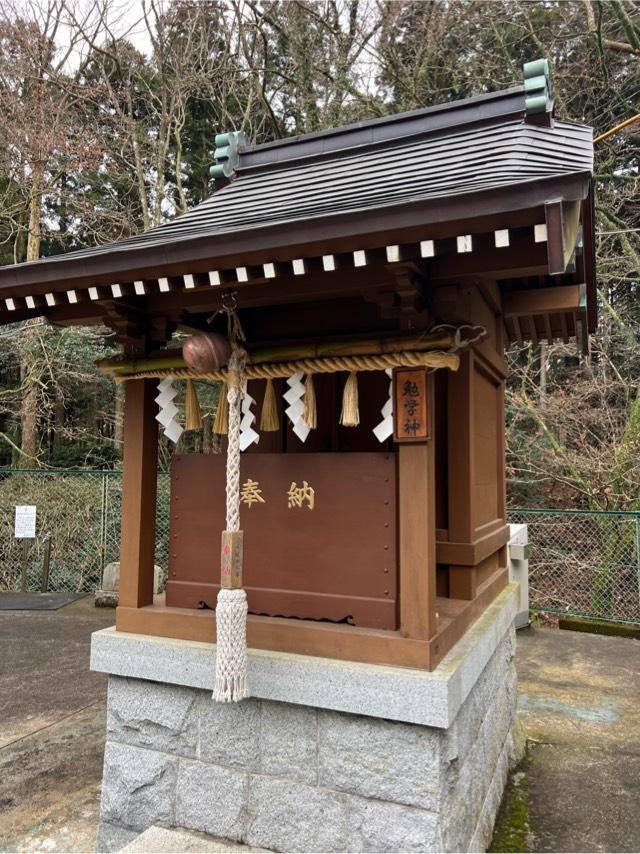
<box><xmin>93</xmin><ymin>588</ymin><xmax>523</xmax><ymax>853</ymax></box>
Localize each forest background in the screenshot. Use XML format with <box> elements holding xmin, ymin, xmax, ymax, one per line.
<box><xmin>0</xmin><ymin>0</ymin><xmax>638</xmax><ymax>512</ymax></box>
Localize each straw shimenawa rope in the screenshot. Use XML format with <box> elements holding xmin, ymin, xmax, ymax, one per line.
<box><xmin>115</xmin><ymin>349</ymin><xmax>459</xmax><ymax>383</ymax></box>
<box><xmin>214</xmin><ymin>348</ymin><xmax>249</xmax><ymax>704</ymax></box>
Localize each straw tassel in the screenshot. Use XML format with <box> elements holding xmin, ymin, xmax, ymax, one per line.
<box><xmin>303</xmin><ymin>374</ymin><xmax>317</xmax><ymax>429</ymax></box>
<box><xmin>214</xmin><ymin>382</ymin><xmax>229</xmax><ymax>435</ymax></box>
<box><xmin>340</xmin><ymin>371</ymin><xmax>360</xmax><ymax>427</ymax></box>
<box><xmin>260</xmin><ymin>378</ymin><xmax>280</xmax><ymax>432</ymax></box>
<box><xmin>184</xmin><ymin>379</ymin><xmax>203</xmax><ymax>431</ymax></box>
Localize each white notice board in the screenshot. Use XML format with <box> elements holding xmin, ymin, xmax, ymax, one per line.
<box><xmin>14</xmin><ymin>505</ymin><xmax>37</xmax><ymax>539</ymax></box>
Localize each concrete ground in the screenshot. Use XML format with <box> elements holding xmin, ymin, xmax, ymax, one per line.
<box><xmin>0</xmin><ymin>598</ymin><xmax>114</xmax><ymax>853</ymax></box>
<box><xmin>0</xmin><ymin>603</ymin><xmax>638</xmax><ymax>853</ymax></box>
<box><xmin>492</xmin><ymin>627</ymin><xmax>640</xmax><ymax>853</ymax></box>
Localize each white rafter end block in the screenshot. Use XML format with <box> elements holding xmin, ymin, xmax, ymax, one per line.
<box><xmin>25</xmin><ymin>296</ymin><xmax>35</xmax><ymax>309</ymax></box>
<box><xmin>457</xmin><ymin>235</ymin><xmax>473</xmax><ymax>253</ymax></box>
<box><xmin>45</xmin><ymin>293</ymin><xmax>56</xmax><ymax>307</ymax></box>
<box><xmin>495</xmin><ymin>229</ymin><xmax>510</xmax><ymax>248</ymax></box>
<box><xmin>236</xmin><ymin>267</ymin><xmax>248</xmax><ymax>283</ymax></box>
<box><xmin>353</xmin><ymin>250</ymin><xmax>367</xmax><ymax>267</ymax></box>
<box><xmin>263</xmin><ymin>263</ymin><xmax>276</xmax><ymax>279</ymax></box>
<box><xmin>420</xmin><ymin>240</ymin><xmax>435</xmax><ymax>258</ymax></box>
<box><xmin>134</xmin><ymin>281</ymin><xmax>145</xmax><ymax>296</ymax></box>
<box><xmin>111</xmin><ymin>284</ymin><xmax>122</xmax><ymax>298</ymax></box>
<box><xmin>534</xmin><ymin>224</ymin><xmax>547</xmax><ymax>243</ymax></box>
<box><xmin>322</xmin><ymin>254</ymin><xmax>336</xmax><ymax>272</ymax></box>
<box><xmin>5</xmin><ymin>298</ymin><xmax>15</xmax><ymax>311</ymax></box>
<box><xmin>158</xmin><ymin>277</ymin><xmax>170</xmax><ymax>292</ymax></box>
<box><xmin>209</xmin><ymin>271</ymin><xmax>221</xmax><ymax>286</ymax></box>
<box><xmin>89</xmin><ymin>287</ymin><xmax>99</xmax><ymax>300</ymax></box>
<box><xmin>386</xmin><ymin>245</ymin><xmax>400</xmax><ymax>263</ymax></box>
<box><xmin>67</xmin><ymin>290</ymin><xmax>78</xmax><ymax>304</ymax></box>
<box><xmin>292</xmin><ymin>259</ymin><xmax>306</xmax><ymax>275</ymax></box>
<box><xmin>183</xmin><ymin>274</ymin><xmax>195</xmax><ymax>289</ymax></box>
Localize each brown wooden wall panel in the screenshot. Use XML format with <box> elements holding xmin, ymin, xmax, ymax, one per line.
<box><xmin>166</xmin><ymin>452</ymin><xmax>397</xmax><ymax>629</ymax></box>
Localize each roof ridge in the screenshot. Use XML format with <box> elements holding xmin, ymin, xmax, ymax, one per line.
<box><xmin>234</xmin><ymin>85</ymin><xmax>527</xmax><ymax>176</ymax></box>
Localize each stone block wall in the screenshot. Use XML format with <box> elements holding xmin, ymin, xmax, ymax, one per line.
<box><xmin>96</xmin><ymin>624</ymin><xmax>520</xmax><ymax>853</ymax></box>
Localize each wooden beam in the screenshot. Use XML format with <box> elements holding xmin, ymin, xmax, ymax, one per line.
<box><xmin>119</xmin><ymin>379</ymin><xmax>159</xmax><ymax>609</ymax></box>
<box><xmin>429</xmin><ymin>236</ymin><xmax>548</xmax><ymax>280</ymax></box>
<box><xmin>398</xmin><ymin>414</ymin><xmax>437</xmax><ymax>641</ymax></box>
<box><xmin>115</xmin><ymin>568</ymin><xmax>508</xmax><ymax>671</ymax></box>
<box><xmin>144</xmin><ymin>265</ymin><xmax>392</xmax><ymax>314</ymax></box>
<box><xmin>503</xmin><ymin>284</ymin><xmax>583</xmax><ymax>317</ymax></box>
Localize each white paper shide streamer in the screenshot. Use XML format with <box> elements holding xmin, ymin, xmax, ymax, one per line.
<box><xmin>155</xmin><ymin>377</ymin><xmax>184</xmax><ymax>444</ymax></box>
<box><xmin>373</xmin><ymin>368</ymin><xmax>393</xmax><ymax>442</ymax></box>
<box><xmin>239</xmin><ymin>382</ymin><xmax>259</xmax><ymax>451</ymax></box>
<box><xmin>284</xmin><ymin>371</ymin><xmax>310</xmax><ymax>442</ymax></box>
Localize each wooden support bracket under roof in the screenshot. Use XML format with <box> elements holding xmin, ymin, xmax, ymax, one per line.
<box><xmin>503</xmin><ymin>283</ymin><xmax>588</xmax><ymax>352</ymax></box>
<box><xmin>503</xmin><ymin>283</ymin><xmax>585</xmax><ymax>317</ymax></box>
<box><xmin>544</xmin><ymin>199</ymin><xmax>581</xmax><ymax>275</ymax></box>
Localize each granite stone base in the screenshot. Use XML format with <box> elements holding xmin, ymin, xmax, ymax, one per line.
<box><xmin>93</xmin><ymin>585</ymin><xmax>522</xmax><ymax>853</ymax></box>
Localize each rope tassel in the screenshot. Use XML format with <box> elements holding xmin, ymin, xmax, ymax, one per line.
<box><xmin>214</xmin><ymin>587</ymin><xmax>249</xmax><ymax>702</ymax></box>
<box><xmin>340</xmin><ymin>371</ymin><xmax>360</xmax><ymax>427</ymax></box>
<box><xmin>213</xmin><ymin>382</ymin><xmax>229</xmax><ymax>435</ymax></box>
<box><xmin>303</xmin><ymin>374</ymin><xmax>316</xmax><ymax>429</ymax></box>
<box><xmin>214</xmin><ymin>349</ymin><xmax>250</xmax><ymax>703</ymax></box>
<box><xmin>260</xmin><ymin>378</ymin><xmax>280</xmax><ymax>432</ymax></box>
<box><xmin>184</xmin><ymin>379</ymin><xmax>203</xmax><ymax>431</ymax></box>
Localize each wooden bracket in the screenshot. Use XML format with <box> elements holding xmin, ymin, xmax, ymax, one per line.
<box><xmin>103</xmin><ymin>301</ymin><xmax>177</xmax><ymax>355</ymax></box>
<box><xmin>378</xmin><ymin>263</ymin><xmax>430</xmax><ymax>331</ymax></box>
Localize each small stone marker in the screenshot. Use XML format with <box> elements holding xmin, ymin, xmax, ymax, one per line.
<box><xmin>95</xmin><ymin>562</ymin><xmax>164</xmax><ymax>607</ymax></box>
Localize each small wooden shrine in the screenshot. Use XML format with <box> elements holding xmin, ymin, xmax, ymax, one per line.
<box><xmin>0</xmin><ymin>60</ymin><xmax>595</xmax><ymax>673</ymax></box>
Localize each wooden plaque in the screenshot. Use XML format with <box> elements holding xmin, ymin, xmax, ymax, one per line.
<box><xmin>393</xmin><ymin>368</ymin><xmax>430</xmax><ymax>442</ymax></box>
<box><xmin>220</xmin><ymin>530</ymin><xmax>243</xmax><ymax>589</ymax></box>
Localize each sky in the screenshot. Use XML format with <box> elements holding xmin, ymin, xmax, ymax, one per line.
<box><xmin>33</xmin><ymin>0</ymin><xmax>156</xmax><ymax>68</ymax></box>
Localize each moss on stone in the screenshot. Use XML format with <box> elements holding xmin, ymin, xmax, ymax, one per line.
<box><xmin>558</xmin><ymin>615</ymin><xmax>640</xmax><ymax>639</ymax></box>
<box><xmin>489</xmin><ymin>749</ymin><xmax>533</xmax><ymax>853</ymax></box>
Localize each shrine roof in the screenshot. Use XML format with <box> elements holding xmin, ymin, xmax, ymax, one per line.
<box><xmin>0</xmin><ymin>82</ymin><xmax>593</xmax><ymax>301</ymax></box>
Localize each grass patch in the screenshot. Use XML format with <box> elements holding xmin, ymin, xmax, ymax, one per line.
<box><xmin>490</xmin><ymin>747</ymin><xmax>533</xmax><ymax>853</ymax></box>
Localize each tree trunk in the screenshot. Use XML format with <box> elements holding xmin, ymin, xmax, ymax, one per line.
<box><xmin>114</xmin><ymin>383</ymin><xmax>125</xmax><ymax>449</ymax></box>
<box><xmin>19</xmin><ymin>369</ymin><xmax>38</xmax><ymax>464</ymax></box>
<box><xmin>19</xmin><ymin>168</ymin><xmax>43</xmax><ymax>465</ymax></box>
<box><xmin>539</xmin><ymin>340</ymin><xmax>547</xmax><ymax>406</ymax></box>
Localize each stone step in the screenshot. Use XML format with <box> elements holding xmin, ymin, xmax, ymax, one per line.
<box><xmin>119</xmin><ymin>825</ymin><xmax>269</xmax><ymax>853</ymax></box>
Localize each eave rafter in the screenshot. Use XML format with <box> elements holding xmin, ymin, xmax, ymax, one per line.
<box><xmin>0</xmin><ymin>219</ymin><xmax>568</xmax><ymax>331</ymax></box>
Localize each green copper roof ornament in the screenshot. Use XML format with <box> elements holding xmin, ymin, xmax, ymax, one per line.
<box><xmin>523</xmin><ymin>58</ymin><xmax>553</xmax><ymax>116</ymax></box>
<box><xmin>210</xmin><ymin>131</ymin><xmax>249</xmax><ymax>180</ymax></box>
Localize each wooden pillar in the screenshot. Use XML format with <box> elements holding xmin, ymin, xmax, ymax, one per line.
<box><xmin>118</xmin><ymin>379</ymin><xmax>159</xmax><ymax>609</ymax></box>
<box><xmin>398</xmin><ymin>439</ymin><xmax>437</xmax><ymax>641</ymax></box>
<box><xmin>447</xmin><ymin>350</ymin><xmax>477</xmax><ymax>600</ymax></box>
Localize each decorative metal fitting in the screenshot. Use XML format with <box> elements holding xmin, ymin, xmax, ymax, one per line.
<box><xmin>523</xmin><ymin>58</ymin><xmax>553</xmax><ymax>116</ymax></box>
<box><xmin>209</xmin><ymin>131</ymin><xmax>249</xmax><ymax>180</ymax></box>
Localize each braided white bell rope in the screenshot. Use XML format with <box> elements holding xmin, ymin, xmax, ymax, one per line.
<box><xmin>213</xmin><ymin>348</ymin><xmax>249</xmax><ymax>703</ymax></box>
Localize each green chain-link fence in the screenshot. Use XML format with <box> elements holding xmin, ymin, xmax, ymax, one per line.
<box><xmin>0</xmin><ymin>470</ymin><xmax>639</xmax><ymax>625</ymax></box>
<box><xmin>510</xmin><ymin>509</ymin><xmax>640</xmax><ymax>625</ymax></box>
<box><xmin>0</xmin><ymin>469</ymin><xmax>170</xmax><ymax>594</ymax></box>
